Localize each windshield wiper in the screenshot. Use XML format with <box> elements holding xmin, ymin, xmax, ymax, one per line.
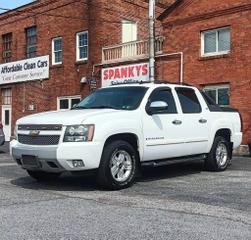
<box><xmin>88</xmin><ymin>106</ymin><xmax>119</xmax><ymax>110</ymax></box>
<box><xmin>72</xmin><ymin>105</ymin><xmax>120</xmax><ymax>110</ymax></box>
<box><xmin>71</xmin><ymin>106</ymin><xmax>88</xmax><ymax>110</ymax></box>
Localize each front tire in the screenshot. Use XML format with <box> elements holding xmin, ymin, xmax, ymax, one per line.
<box><xmin>205</xmin><ymin>136</ymin><xmax>230</xmax><ymax>171</ymax></box>
<box><xmin>27</xmin><ymin>170</ymin><xmax>61</xmax><ymax>182</ymax></box>
<box><xmin>97</xmin><ymin>140</ymin><xmax>138</xmax><ymax>190</ymax></box>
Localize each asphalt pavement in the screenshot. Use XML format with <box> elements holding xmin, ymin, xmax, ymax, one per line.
<box><xmin>0</xmin><ymin>143</ymin><xmax>250</xmax><ymax>240</ymax></box>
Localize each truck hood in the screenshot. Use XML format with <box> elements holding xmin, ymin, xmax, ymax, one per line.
<box><xmin>16</xmin><ymin>109</ymin><xmax>123</xmax><ymax>125</ymax></box>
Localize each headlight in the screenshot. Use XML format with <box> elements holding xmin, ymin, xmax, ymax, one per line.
<box><xmin>64</xmin><ymin>125</ymin><xmax>95</xmax><ymax>142</ymax></box>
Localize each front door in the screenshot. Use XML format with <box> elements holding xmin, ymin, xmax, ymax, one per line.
<box><xmin>2</xmin><ymin>105</ymin><xmax>12</xmax><ymax>141</ymax></box>
<box><xmin>143</xmin><ymin>87</ymin><xmax>187</xmax><ymax>161</ymax></box>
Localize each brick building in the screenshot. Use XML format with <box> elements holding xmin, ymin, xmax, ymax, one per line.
<box><xmin>4</xmin><ymin>0</ymin><xmax>248</xmax><ymax>146</ymax></box>
<box><xmin>0</xmin><ymin>0</ymin><xmax>171</xmax><ymax>140</ymax></box>
<box><xmin>157</xmin><ymin>0</ymin><xmax>251</xmax><ymax>144</ymax></box>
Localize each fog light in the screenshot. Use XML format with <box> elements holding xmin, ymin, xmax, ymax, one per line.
<box><xmin>72</xmin><ymin>160</ymin><xmax>85</xmax><ymax>168</ymax></box>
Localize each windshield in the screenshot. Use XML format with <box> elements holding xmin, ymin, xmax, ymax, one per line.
<box><xmin>73</xmin><ymin>86</ymin><xmax>148</xmax><ymax>110</ymax></box>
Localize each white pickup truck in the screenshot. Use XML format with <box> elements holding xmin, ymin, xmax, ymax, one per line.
<box><xmin>10</xmin><ymin>83</ymin><xmax>242</xmax><ymax>189</ymax></box>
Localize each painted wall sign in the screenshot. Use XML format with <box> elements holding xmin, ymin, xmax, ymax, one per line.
<box><xmin>101</xmin><ymin>62</ymin><xmax>149</xmax><ymax>87</ymax></box>
<box><xmin>0</xmin><ymin>55</ymin><xmax>49</xmax><ymax>85</ymax></box>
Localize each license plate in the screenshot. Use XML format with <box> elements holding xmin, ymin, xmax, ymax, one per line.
<box><xmin>21</xmin><ymin>155</ymin><xmax>38</xmax><ymax>167</ymax></box>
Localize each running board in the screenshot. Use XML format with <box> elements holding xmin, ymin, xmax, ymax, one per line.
<box><xmin>141</xmin><ymin>154</ymin><xmax>207</xmax><ymax>167</ymax></box>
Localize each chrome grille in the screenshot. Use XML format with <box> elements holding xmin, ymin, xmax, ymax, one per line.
<box><xmin>18</xmin><ymin>125</ymin><xmax>62</xmax><ymax>131</ymax></box>
<box><xmin>18</xmin><ymin>134</ymin><xmax>60</xmax><ymax>145</ymax></box>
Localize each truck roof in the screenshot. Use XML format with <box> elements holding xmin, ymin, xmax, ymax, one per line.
<box><xmin>105</xmin><ymin>82</ymin><xmax>197</xmax><ymax>90</ymax></box>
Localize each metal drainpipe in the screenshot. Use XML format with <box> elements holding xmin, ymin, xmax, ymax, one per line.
<box><xmin>149</xmin><ymin>0</ymin><xmax>156</xmax><ymax>83</ymax></box>
<box><xmin>156</xmin><ymin>52</ymin><xmax>184</xmax><ymax>84</ymax></box>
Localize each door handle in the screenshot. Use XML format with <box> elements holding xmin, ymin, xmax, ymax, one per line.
<box><xmin>172</xmin><ymin>120</ymin><xmax>182</xmax><ymax>125</ymax></box>
<box><xmin>199</xmin><ymin>118</ymin><xmax>207</xmax><ymax>124</ymax></box>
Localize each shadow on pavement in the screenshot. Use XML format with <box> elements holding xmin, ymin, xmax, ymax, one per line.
<box><xmin>10</xmin><ymin>161</ymin><xmax>205</xmax><ymax>192</ymax></box>
<box><xmin>11</xmin><ymin>174</ymin><xmax>99</xmax><ymax>192</ymax></box>
<box><xmin>0</xmin><ymin>142</ymin><xmax>9</xmax><ymax>154</ymax></box>
<box><xmin>139</xmin><ymin>161</ymin><xmax>205</xmax><ymax>182</ymax></box>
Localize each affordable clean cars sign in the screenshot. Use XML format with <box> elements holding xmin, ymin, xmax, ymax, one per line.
<box><xmin>102</xmin><ymin>63</ymin><xmax>149</xmax><ymax>87</ymax></box>
<box><xmin>0</xmin><ymin>55</ymin><xmax>49</xmax><ymax>85</ymax></box>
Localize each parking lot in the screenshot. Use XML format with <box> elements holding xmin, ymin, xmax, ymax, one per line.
<box><xmin>0</xmin><ymin>143</ymin><xmax>250</xmax><ymax>240</ymax></box>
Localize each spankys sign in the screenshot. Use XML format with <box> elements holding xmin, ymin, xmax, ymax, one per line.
<box><xmin>101</xmin><ymin>63</ymin><xmax>149</xmax><ymax>87</ymax></box>
<box><xmin>0</xmin><ymin>55</ymin><xmax>49</xmax><ymax>85</ymax></box>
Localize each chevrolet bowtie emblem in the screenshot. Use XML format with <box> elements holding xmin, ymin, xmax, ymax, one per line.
<box><xmin>29</xmin><ymin>130</ymin><xmax>40</xmax><ymax>136</ymax></box>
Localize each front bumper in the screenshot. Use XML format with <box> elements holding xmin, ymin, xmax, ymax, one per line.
<box><xmin>10</xmin><ymin>140</ymin><xmax>103</xmax><ymax>173</ymax></box>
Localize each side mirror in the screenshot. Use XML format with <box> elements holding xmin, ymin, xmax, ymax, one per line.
<box><xmin>146</xmin><ymin>101</ymin><xmax>168</xmax><ymax>115</ymax></box>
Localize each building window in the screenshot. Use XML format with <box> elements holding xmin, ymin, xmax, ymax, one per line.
<box><xmin>2</xmin><ymin>33</ymin><xmax>12</xmax><ymax>63</ymax></box>
<box><xmin>201</xmin><ymin>27</ymin><xmax>230</xmax><ymax>57</ymax></box>
<box><xmin>204</xmin><ymin>85</ymin><xmax>230</xmax><ymax>106</ymax></box>
<box><xmin>76</xmin><ymin>31</ymin><xmax>88</xmax><ymax>61</ymax></box>
<box><xmin>57</xmin><ymin>96</ymin><xmax>81</xmax><ymax>110</ymax></box>
<box><xmin>1</xmin><ymin>88</ymin><xmax>12</xmax><ymax>105</ymax></box>
<box><xmin>52</xmin><ymin>37</ymin><xmax>62</xmax><ymax>65</ymax></box>
<box><xmin>26</xmin><ymin>26</ymin><xmax>37</xmax><ymax>58</ymax></box>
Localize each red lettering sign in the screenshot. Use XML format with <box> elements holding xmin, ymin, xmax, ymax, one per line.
<box><xmin>135</xmin><ymin>65</ymin><xmax>142</xmax><ymax>76</ymax></box>
<box><xmin>128</xmin><ymin>67</ymin><xmax>134</xmax><ymax>77</ymax></box>
<box><xmin>109</xmin><ymin>69</ymin><xmax>114</xmax><ymax>79</ymax></box>
<box><xmin>120</xmin><ymin>67</ymin><xmax>128</xmax><ymax>78</ymax></box>
<box><xmin>142</xmin><ymin>64</ymin><xmax>148</xmax><ymax>76</ymax></box>
<box><xmin>103</xmin><ymin>70</ymin><xmax>109</xmax><ymax>80</ymax></box>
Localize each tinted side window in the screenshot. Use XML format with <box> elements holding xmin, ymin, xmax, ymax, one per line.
<box><xmin>176</xmin><ymin>88</ymin><xmax>201</xmax><ymax>113</ymax></box>
<box><xmin>150</xmin><ymin>89</ymin><xmax>177</xmax><ymax>114</ymax></box>
<box><xmin>200</xmin><ymin>91</ymin><xmax>222</xmax><ymax>112</ymax></box>
<box><xmin>201</xmin><ymin>91</ymin><xmax>217</xmax><ymax>106</ymax></box>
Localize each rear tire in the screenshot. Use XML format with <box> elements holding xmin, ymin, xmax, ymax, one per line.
<box><xmin>205</xmin><ymin>136</ymin><xmax>230</xmax><ymax>171</ymax></box>
<box><xmin>27</xmin><ymin>170</ymin><xmax>61</xmax><ymax>181</ymax></box>
<box><xmin>97</xmin><ymin>140</ymin><xmax>138</xmax><ymax>190</ymax></box>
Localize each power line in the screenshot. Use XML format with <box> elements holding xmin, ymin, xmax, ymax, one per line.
<box><xmin>122</xmin><ymin>0</ymin><xmax>164</xmax><ymax>13</ymax></box>
<box><xmin>0</xmin><ymin>0</ymin><xmax>86</xmax><ymax>25</ymax></box>
<box><xmin>0</xmin><ymin>6</ymin><xmax>123</xmax><ymax>24</ymax></box>
<box><xmin>0</xmin><ymin>0</ymin><xmax>63</xmax><ymax>20</ymax></box>
<box><xmin>0</xmin><ymin>0</ymin><xmax>153</xmax><ymax>26</ymax></box>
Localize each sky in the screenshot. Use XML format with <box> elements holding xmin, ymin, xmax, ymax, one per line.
<box><xmin>0</xmin><ymin>0</ymin><xmax>34</xmax><ymax>13</ymax></box>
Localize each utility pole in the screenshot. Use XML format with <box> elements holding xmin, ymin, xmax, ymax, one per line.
<box><xmin>149</xmin><ymin>0</ymin><xmax>155</xmax><ymax>82</ymax></box>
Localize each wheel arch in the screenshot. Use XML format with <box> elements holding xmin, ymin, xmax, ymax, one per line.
<box><xmin>103</xmin><ymin>133</ymin><xmax>141</xmax><ymax>161</ymax></box>
<box><xmin>215</xmin><ymin>128</ymin><xmax>231</xmax><ymax>142</ymax></box>
<box><xmin>214</xmin><ymin>128</ymin><xmax>233</xmax><ymax>159</ymax></box>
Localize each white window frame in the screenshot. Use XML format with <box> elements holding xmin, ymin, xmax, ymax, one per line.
<box><xmin>76</xmin><ymin>31</ymin><xmax>88</xmax><ymax>61</ymax></box>
<box><xmin>203</xmin><ymin>84</ymin><xmax>230</xmax><ymax>106</ymax></box>
<box><xmin>52</xmin><ymin>37</ymin><xmax>62</xmax><ymax>65</ymax></box>
<box><xmin>57</xmin><ymin>95</ymin><xmax>81</xmax><ymax>110</ymax></box>
<box><xmin>1</xmin><ymin>88</ymin><xmax>12</xmax><ymax>105</ymax></box>
<box><xmin>201</xmin><ymin>27</ymin><xmax>230</xmax><ymax>57</ymax></box>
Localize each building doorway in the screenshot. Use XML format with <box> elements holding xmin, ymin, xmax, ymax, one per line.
<box><xmin>122</xmin><ymin>20</ymin><xmax>137</xmax><ymax>58</ymax></box>
<box><xmin>1</xmin><ymin>106</ymin><xmax>12</xmax><ymax>141</ymax></box>
<box><xmin>1</xmin><ymin>88</ymin><xmax>12</xmax><ymax>141</ymax></box>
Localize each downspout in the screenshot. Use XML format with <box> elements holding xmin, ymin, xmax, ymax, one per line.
<box><xmin>149</xmin><ymin>0</ymin><xmax>156</xmax><ymax>82</ymax></box>
<box><xmin>156</xmin><ymin>52</ymin><xmax>184</xmax><ymax>84</ymax></box>
<box><xmin>92</xmin><ymin>63</ymin><xmax>103</xmax><ymax>78</ymax></box>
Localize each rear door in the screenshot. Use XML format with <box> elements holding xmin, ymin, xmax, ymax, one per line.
<box><xmin>175</xmin><ymin>87</ymin><xmax>209</xmax><ymax>155</ymax></box>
